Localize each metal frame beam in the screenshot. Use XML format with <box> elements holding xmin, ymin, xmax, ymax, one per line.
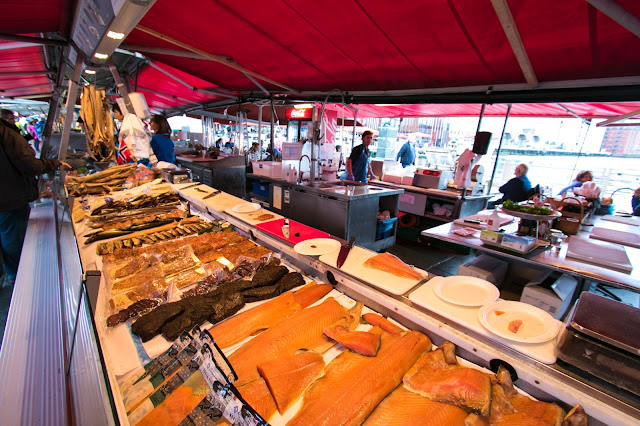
<box><xmin>490</xmin><ymin>0</ymin><xmax>538</xmax><ymax>88</ymax></box>
<box><xmin>147</xmin><ymin>61</ymin><xmax>237</xmax><ymax>99</ymax></box>
<box><xmin>586</xmin><ymin>0</ymin><xmax>640</xmax><ymax>37</ymax></box>
<box><xmin>59</xmin><ymin>53</ymin><xmax>83</xmax><ymax>162</ymax></box>
<box><xmin>135</xmin><ymin>25</ymin><xmax>298</xmax><ymax>93</ymax></box>
<box><xmin>0</xmin><ymin>34</ymin><xmax>68</xmax><ymax>47</ymax></box>
<box><xmin>596</xmin><ymin>108</ymin><xmax>640</xmax><ymax>127</ymax></box>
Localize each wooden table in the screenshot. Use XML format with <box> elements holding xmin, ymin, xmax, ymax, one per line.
<box><xmin>421</xmin><ymin>214</ymin><xmax>640</xmax><ymax>292</ymax></box>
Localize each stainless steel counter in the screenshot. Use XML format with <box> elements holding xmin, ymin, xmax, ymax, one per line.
<box><xmin>247</xmin><ymin>174</ymin><xmax>404</xmax><ymax>200</ymax></box>
<box><xmin>247</xmin><ymin>175</ymin><xmax>403</xmax><ymax>251</ymax></box>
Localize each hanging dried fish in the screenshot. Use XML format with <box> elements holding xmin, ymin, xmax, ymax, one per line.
<box><xmin>80</xmin><ymin>85</ymin><xmax>116</xmax><ymax>162</ymax></box>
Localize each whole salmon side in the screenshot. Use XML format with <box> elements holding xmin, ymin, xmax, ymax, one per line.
<box><xmin>209</xmin><ymin>283</ymin><xmax>332</xmax><ymax>349</ymax></box>
<box><xmin>228</xmin><ymin>297</ymin><xmax>353</xmax><ymax>387</ymax></box>
<box><xmin>286</xmin><ymin>327</ymin><xmax>431</xmax><ymax>426</ymax></box>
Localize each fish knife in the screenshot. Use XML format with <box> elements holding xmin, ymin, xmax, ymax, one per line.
<box><xmin>180</xmin><ymin>182</ymin><xmax>201</xmax><ymax>191</ymax></box>
<box><xmin>202</xmin><ymin>189</ymin><xmax>221</xmax><ymax>199</ymax></box>
<box><xmin>336</xmin><ymin>236</ymin><xmax>356</xmax><ymax>268</ymax></box>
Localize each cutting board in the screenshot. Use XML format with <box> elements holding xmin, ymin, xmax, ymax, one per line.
<box><xmin>566</xmin><ymin>235</ymin><xmax>633</xmax><ymax>272</ymax></box>
<box><xmin>255</xmin><ymin>219</ymin><xmax>329</xmax><ymax>245</ymax></box>
<box><xmin>590</xmin><ymin>227</ymin><xmax>640</xmax><ymax>249</ymax></box>
<box><xmin>602</xmin><ymin>215</ymin><xmax>640</xmax><ymax>226</ymax></box>
<box><xmin>203</xmin><ymin>193</ymin><xmax>245</xmax><ymax>213</ymax></box>
<box><xmin>226</xmin><ymin>209</ymin><xmax>284</xmax><ymax>226</ymax></box>
<box><xmin>319</xmin><ymin>246</ymin><xmax>428</xmax><ymax>295</ymax></box>
<box><xmin>408</xmin><ymin>279</ymin><xmax>558</xmax><ymax>364</ymax></box>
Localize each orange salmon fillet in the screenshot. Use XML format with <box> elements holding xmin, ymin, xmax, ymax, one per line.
<box><xmin>363</xmin><ymin>252</ymin><xmax>426</xmax><ymax>281</ymax></box>
<box><xmin>257</xmin><ymin>352</ymin><xmax>325</xmax><ymax>414</ymax></box>
<box><xmin>236</xmin><ymin>377</ymin><xmax>278</xmax><ymax>422</ymax></box>
<box><xmin>228</xmin><ymin>298</ymin><xmax>351</xmax><ymax>387</ymax></box>
<box><xmin>362</xmin><ymin>313</ymin><xmax>404</xmax><ymax>336</ymax></box>
<box><xmin>209</xmin><ymin>283</ymin><xmax>332</xmax><ymax>349</ymax></box>
<box><xmin>403</xmin><ymin>343</ymin><xmax>492</xmax><ymax>416</ymax></box>
<box><xmin>287</xmin><ymin>328</ymin><xmax>431</xmax><ymax>426</ymax></box>
<box><xmin>363</xmin><ymin>385</ymin><xmax>468</xmax><ymax>426</ymax></box>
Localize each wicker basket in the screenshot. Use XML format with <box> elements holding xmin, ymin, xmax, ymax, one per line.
<box><xmin>554</xmin><ymin>197</ymin><xmax>584</xmax><ymax>235</ymax></box>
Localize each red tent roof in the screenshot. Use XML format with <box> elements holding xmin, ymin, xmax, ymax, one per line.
<box><xmin>1</xmin><ymin>0</ymin><xmax>640</xmax><ymax>116</ymax></box>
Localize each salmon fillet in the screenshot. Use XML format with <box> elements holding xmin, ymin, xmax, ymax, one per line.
<box><xmin>227</xmin><ymin>298</ymin><xmax>354</xmax><ymax>387</ymax></box>
<box><xmin>286</xmin><ymin>328</ymin><xmax>431</xmax><ymax>426</ymax></box>
<box><xmin>236</xmin><ymin>377</ymin><xmax>278</xmax><ymax>422</ymax></box>
<box><xmin>362</xmin><ymin>252</ymin><xmax>426</xmax><ymax>281</ymax></box>
<box><xmin>362</xmin><ymin>313</ymin><xmax>404</xmax><ymax>336</ymax></box>
<box><xmin>209</xmin><ymin>292</ymin><xmax>302</xmax><ymax>349</ymax></box>
<box><xmin>403</xmin><ymin>343</ymin><xmax>492</xmax><ymax>416</ymax></box>
<box><xmin>257</xmin><ymin>352</ymin><xmax>325</xmax><ymax>414</ymax></box>
<box><xmin>363</xmin><ymin>385</ymin><xmax>468</xmax><ymax>426</ymax></box>
<box><xmin>323</xmin><ymin>324</ymin><xmax>381</xmax><ymax>357</ymax></box>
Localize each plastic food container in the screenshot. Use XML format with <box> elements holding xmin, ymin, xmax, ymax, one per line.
<box><xmin>555</xmin><ymin>292</ymin><xmax>640</xmax><ymax>396</ymax></box>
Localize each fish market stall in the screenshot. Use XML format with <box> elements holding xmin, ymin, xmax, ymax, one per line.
<box><xmin>2</xmin><ymin>172</ymin><xmax>640</xmax><ymax>425</ymax></box>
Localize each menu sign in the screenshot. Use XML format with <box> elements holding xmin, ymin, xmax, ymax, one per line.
<box><xmin>71</xmin><ymin>0</ymin><xmax>115</xmax><ymax>58</ymax></box>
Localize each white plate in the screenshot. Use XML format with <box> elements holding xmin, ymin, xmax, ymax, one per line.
<box><xmin>478</xmin><ymin>301</ymin><xmax>559</xmax><ymax>343</ymax></box>
<box><xmin>434</xmin><ymin>276</ymin><xmax>500</xmax><ymax>307</ymax></box>
<box><xmin>293</xmin><ymin>238</ymin><xmax>342</xmax><ymax>256</ymax></box>
<box><xmin>231</xmin><ymin>202</ymin><xmax>261</xmax><ymax>213</ymax></box>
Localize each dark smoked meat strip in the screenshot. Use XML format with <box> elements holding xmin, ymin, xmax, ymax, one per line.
<box><xmin>132</xmin><ymin>266</ymin><xmax>294</xmax><ymax>342</ymax></box>
<box><xmin>106</xmin><ymin>299</ymin><xmax>160</xmax><ymax>327</ymax></box>
<box><xmin>242</xmin><ymin>272</ymin><xmax>305</xmax><ymax>303</ymax></box>
<box><xmin>131</xmin><ymin>303</ymin><xmax>187</xmax><ymax>341</ymax></box>
<box><xmin>251</xmin><ymin>265</ymin><xmax>289</xmax><ymax>287</ymax></box>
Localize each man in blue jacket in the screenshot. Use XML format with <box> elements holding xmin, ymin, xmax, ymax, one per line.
<box><xmin>489</xmin><ymin>163</ymin><xmax>532</xmax><ymax>208</ymax></box>
<box><xmin>396</xmin><ymin>139</ymin><xmax>415</xmax><ymax>168</ymax></box>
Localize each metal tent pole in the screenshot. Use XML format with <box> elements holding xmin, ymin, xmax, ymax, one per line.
<box><xmin>270</xmin><ymin>96</ymin><xmax>275</xmax><ymax>154</ymax></box>
<box><xmin>258</xmin><ymin>104</ymin><xmax>263</xmax><ymax>152</ymax></box>
<box><xmin>487</xmin><ymin>103</ymin><xmax>512</xmax><ymax>193</ymax></box>
<box><xmin>40</xmin><ymin>46</ymin><xmax>69</xmax><ymax>159</ymax></box>
<box><xmin>352</xmin><ymin>109</ymin><xmax>358</xmax><ymax>150</ymax></box>
<box><xmin>58</xmin><ymin>53</ymin><xmax>83</xmax><ymax>162</ymax></box>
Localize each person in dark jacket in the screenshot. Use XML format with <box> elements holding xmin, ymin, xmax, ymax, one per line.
<box><xmin>396</xmin><ymin>139</ymin><xmax>415</xmax><ymax>168</ymax></box>
<box><xmin>149</xmin><ymin>114</ymin><xmax>175</xmax><ymax>164</ymax></box>
<box><xmin>0</xmin><ymin>109</ymin><xmax>70</xmax><ymax>287</ymax></box>
<box><xmin>489</xmin><ymin>163</ymin><xmax>531</xmax><ymax>208</ymax></box>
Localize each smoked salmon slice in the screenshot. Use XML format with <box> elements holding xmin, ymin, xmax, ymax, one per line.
<box><xmin>286</xmin><ymin>327</ymin><xmax>431</xmax><ymax>426</ymax></box>
<box><xmin>362</xmin><ymin>384</ymin><xmax>469</xmax><ymax>426</ymax></box>
<box><xmin>228</xmin><ymin>298</ymin><xmax>358</xmax><ymax>387</ymax></box>
<box><xmin>362</xmin><ymin>252</ymin><xmax>426</xmax><ymax>281</ymax></box>
<box><xmin>257</xmin><ymin>352</ymin><xmax>325</xmax><ymax>414</ymax></box>
<box><xmin>323</xmin><ymin>324</ymin><xmax>381</xmax><ymax>357</ymax></box>
<box><xmin>236</xmin><ymin>377</ymin><xmax>278</xmax><ymax>422</ymax></box>
<box><xmin>362</xmin><ymin>313</ymin><xmax>404</xmax><ymax>336</ymax></box>
<box><xmin>209</xmin><ymin>282</ymin><xmax>331</xmax><ymax>349</ymax></box>
<box><xmin>403</xmin><ymin>342</ymin><xmax>492</xmax><ymax>416</ymax></box>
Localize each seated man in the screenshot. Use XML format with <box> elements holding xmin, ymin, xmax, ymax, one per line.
<box><xmin>489</xmin><ymin>163</ymin><xmax>532</xmax><ymax>208</ymax></box>
<box><xmin>633</xmin><ymin>187</ymin><xmax>640</xmax><ymax>216</ymax></box>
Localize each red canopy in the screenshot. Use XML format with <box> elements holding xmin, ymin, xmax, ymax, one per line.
<box><xmin>1</xmin><ymin>0</ymin><xmax>640</xmax><ymax>116</ymax></box>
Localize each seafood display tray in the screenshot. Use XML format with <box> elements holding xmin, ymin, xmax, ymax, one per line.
<box><xmin>320</xmin><ymin>246</ymin><xmax>428</xmax><ymax>296</ymax></box>
<box><xmin>408</xmin><ymin>278</ymin><xmax>559</xmax><ymax>364</ymax></box>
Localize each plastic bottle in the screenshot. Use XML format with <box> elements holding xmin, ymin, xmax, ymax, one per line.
<box><xmin>487</xmin><ymin>208</ymin><xmax>501</xmax><ymax>232</ymax></box>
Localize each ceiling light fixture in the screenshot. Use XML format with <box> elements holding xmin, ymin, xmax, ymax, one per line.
<box><xmin>107</xmin><ymin>31</ymin><xmax>125</xmax><ymax>40</ymax></box>
<box><xmin>94</xmin><ymin>53</ymin><xmax>109</xmax><ymax>60</ymax></box>
<box><xmin>84</xmin><ymin>69</ymin><xmax>96</xmax><ymax>75</ymax></box>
